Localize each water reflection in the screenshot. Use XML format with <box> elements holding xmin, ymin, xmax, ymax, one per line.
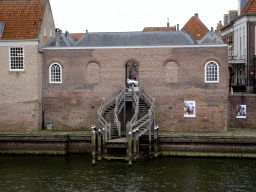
<box><xmin>0</xmin><ymin>155</ymin><xmax>256</xmax><ymax>192</ymax></box>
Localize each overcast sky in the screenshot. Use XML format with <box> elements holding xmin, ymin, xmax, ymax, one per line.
<box><xmin>50</xmin><ymin>0</ymin><xmax>238</xmax><ymax>33</ymax></box>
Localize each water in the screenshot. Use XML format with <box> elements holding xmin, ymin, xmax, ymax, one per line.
<box><xmin>1</xmin><ymin>155</ymin><xmax>256</xmax><ymax>192</ymax></box>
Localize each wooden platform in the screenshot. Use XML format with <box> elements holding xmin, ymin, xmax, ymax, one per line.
<box><xmin>105</xmin><ymin>137</ymin><xmax>127</xmax><ymax>143</ymax></box>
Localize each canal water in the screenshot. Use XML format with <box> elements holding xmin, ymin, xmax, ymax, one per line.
<box><xmin>1</xmin><ymin>155</ymin><xmax>256</xmax><ymax>192</ymax></box>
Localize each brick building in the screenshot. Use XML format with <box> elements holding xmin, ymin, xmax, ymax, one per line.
<box><xmin>43</xmin><ymin>29</ymin><xmax>228</xmax><ymax>132</ymax></box>
<box><xmin>221</xmin><ymin>0</ymin><xmax>256</xmax><ymax>93</ymax></box>
<box><xmin>0</xmin><ymin>0</ymin><xmax>55</xmax><ymax>130</ymax></box>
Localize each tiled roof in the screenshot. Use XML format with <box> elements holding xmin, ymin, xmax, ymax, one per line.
<box><xmin>198</xmin><ymin>30</ymin><xmax>224</xmax><ymax>44</ymax></box>
<box><xmin>143</xmin><ymin>27</ymin><xmax>175</xmax><ymax>32</ymax></box>
<box><xmin>69</xmin><ymin>33</ymin><xmax>85</xmax><ymax>41</ymax></box>
<box><xmin>73</xmin><ymin>31</ymin><xmax>197</xmax><ymax>47</ymax></box>
<box><xmin>0</xmin><ymin>0</ymin><xmax>45</xmax><ymax>39</ymax></box>
<box><xmin>47</xmin><ymin>32</ymin><xmax>77</xmax><ymax>47</ymax></box>
<box><xmin>241</xmin><ymin>0</ymin><xmax>256</xmax><ymax>14</ymax></box>
<box><xmin>182</xmin><ymin>14</ymin><xmax>209</xmax><ymax>40</ymax></box>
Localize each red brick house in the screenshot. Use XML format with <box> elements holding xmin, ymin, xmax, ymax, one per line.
<box><xmin>43</xmin><ymin>28</ymin><xmax>228</xmax><ymax>132</ymax></box>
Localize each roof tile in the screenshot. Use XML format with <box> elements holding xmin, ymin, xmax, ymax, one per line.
<box><xmin>241</xmin><ymin>0</ymin><xmax>256</xmax><ymax>14</ymax></box>
<box><xmin>182</xmin><ymin>14</ymin><xmax>209</xmax><ymax>40</ymax></box>
<box><xmin>0</xmin><ymin>0</ymin><xmax>44</xmax><ymax>39</ymax></box>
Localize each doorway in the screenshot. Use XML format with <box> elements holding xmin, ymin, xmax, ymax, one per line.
<box><xmin>125</xmin><ymin>60</ymin><xmax>139</xmax><ymax>88</ymax></box>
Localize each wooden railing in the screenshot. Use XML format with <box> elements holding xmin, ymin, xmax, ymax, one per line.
<box><xmin>114</xmin><ymin>87</ymin><xmax>125</xmax><ymax>137</ymax></box>
<box><xmin>97</xmin><ymin>85</ymin><xmax>124</xmax><ymax>141</ymax></box>
<box><xmin>127</xmin><ymin>85</ymin><xmax>155</xmax><ymax>156</ymax></box>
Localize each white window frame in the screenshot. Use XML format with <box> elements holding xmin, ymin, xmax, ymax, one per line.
<box><xmin>205</xmin><ymin>61</ymin><xmax>219</xmax><ymax>83</ymax></box>
<box><xmin>49</xmin><ymin>63</ymin><xmax>62</xmax><ymax>83</ymax></box>
<box><xmin>9</xmin><ymin>47</ymin><xmax>25</xmax><ymax>71</ymax></box>
<box><xmin>44</xmin><ymin>26</ymin><xmax>46</xmax><ymax>37</ymax></box>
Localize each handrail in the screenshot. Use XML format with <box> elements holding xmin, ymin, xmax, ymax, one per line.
<box><xmin>130</xmin><ymin>86</ymin><xmax>139</xmax><ymax>124</ymax></box>
<box><xmin>97</xmin><ymin>85</ymin><xmax>124</xmax><ymax>141</ymax></box>
<box><xmin>128</xmin><ymin>86</ymin><xmax>155</xmax><ymax>138</ymax></box>
<box><xmin>114</xmin><ymin>89</ymin><xmax>125</xmax><ymax>138</ymax></box>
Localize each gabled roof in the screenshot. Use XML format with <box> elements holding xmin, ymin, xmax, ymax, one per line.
<box><xmin>0</xmin><ymin>0</ymin><xmax>45</xmax><ymax>39</ymax></box>
<box><xmin>47</xmin><ymin>31</ymin><xmax>77</xmax><ymax>47</ymax></box>
<box><xmin>241</xmin><ymin>0</ymin><xmax>256</xmax><ymax>14</ymax></box>
<box><xmin>182</xmin><ymin>13</ymin><xmax>209</xmax><ymax>40</ymax></box>
<box><xmin>70</xmin><ymin>33</ymin><xmax>85</xmax><ymax>41</ymax></box>
<box><xmin>143</xmin><ymin>27</ymin><xmax>175</xmax><ymax>32</ymax></box>
<box><xmin>74</xmin><ymin>31</ymin><xmax>196</xmax><ymax>47</ymax></box>
<box><xmin>198</xmin><ymin>30</ymin><xmax>224</xmax><ymax>45</ymax></box>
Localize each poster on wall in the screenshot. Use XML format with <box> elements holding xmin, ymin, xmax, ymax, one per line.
<box><xmin>184</xmin><ymin>101</ymin><xmax>196</xmax><ymax>117</ymax></box>
<box><xmin>236</xmin><ymin>105</ymin><xmax>246</xmax><ymax>118</ymax></box>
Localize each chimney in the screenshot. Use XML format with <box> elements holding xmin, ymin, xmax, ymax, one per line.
<box><xmin>55</xmin><ymin>28</ymin><xmax>61</xmax><ymax>47</ymax></box>
<box><xmin>86</xmin><ymin>29</ymin><xmax>88</xmax><ymax>34</ymax></box>
<box><xmin>238</xmin><ymin>0</ymin><xmax>241</xmax><ymax>15</ymax></box>
<box><xmin>167</xmin><ymin>17</ymin><xmax>169</xmax><ymax>27</ymax></box>
<box><xmin>194</xmin><ymin>13</ymin><xmax>198</xmax><ymax>18</ymax></box>
<box><xmin>177</xmin><ymin>24</ymin><xmax>179</xmax><ymax>31</ymax></box>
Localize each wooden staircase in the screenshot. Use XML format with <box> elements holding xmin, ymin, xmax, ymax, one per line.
<box><xmin>92</xmin><ymin>85</ymin><xmax>158</xmax><ymax>165</ymax></box>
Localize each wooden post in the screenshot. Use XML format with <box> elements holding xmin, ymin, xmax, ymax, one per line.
<box><xmin>128</xmin><ymin>130</ymin><xmax>132</xmax><ymax>166</ymax></box>
<box><xmin>91</xmin><ymin>125</ymin><xmax>96</xmax><ymax>165</ymax></box>
<box><xmin>154</xmin><ymin>125</ymin><xmax>159</xmax><ymax>158</ymax></box>
<box><xmin>102</xmin><ymin>127</ymin><xmax>106</xmax><ymax>157</ymax></box>
<box><xmin>65</xmin><ymin>134</ymin><xmax>69</xmax><ymax>155</ymax></box>
<box><xmin>98</xmin><ymin>128</ymin><xmax>102</xmax><ymax>161</ymax></box>
<box><xmin>148</xmin><ymin>110</ymin><xmax>152</xmax><ymax>155</ymax></box>
<box><xmin>133</xmin><ymin>130</ymin><xmax>136</xmax><ymax>161</ymax></box>
<box><xmin>136</xmin><ymin>128</ymin><xmax>139</xmax><ymax>160</ymax></box>
<box><xmin>109</xmin><ymin>123</ymin><xmax>111</xmax><ymax>140</ymax></box>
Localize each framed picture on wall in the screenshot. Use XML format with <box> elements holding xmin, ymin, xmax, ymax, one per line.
<box><xmin>236</xmin><ymin>105</ymin><xmax>246</xmax><ymax>118</ymax></box>
<box><xmin>184</xmin><ymin>101</ymin><xmax>196</xmax><ymax>117</ymax></box>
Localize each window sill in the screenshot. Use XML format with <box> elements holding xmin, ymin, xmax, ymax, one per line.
<box><xmin>9</xmin><ymin>70</ymin><xmax>25</xmax><ymax>73</ymax></box>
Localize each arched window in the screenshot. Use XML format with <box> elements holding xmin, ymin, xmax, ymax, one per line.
<box><xmin>205</xmin><ymin>61</ymin><xmax>219</xmax><ymax>83</ymax></box>
<box><xmin>49</xmin><ymin>63</ymin><xmax>62</xmax><ymax>83</ymax></box>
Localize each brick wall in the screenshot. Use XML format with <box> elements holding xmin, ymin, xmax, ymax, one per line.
<box><xmin>0</xmin><ymin>43</ymin><xmax>42</xmax><ymax>130</ymax></box>
<box><xmin>43</xmin><ymin>46</ymin><xmax>229</xmax><ymax>132</ymax></box>
<box><xmin>228</xmin><ymin>94</ymin><xmax>256</xmax><ymax>128</ymax></box>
